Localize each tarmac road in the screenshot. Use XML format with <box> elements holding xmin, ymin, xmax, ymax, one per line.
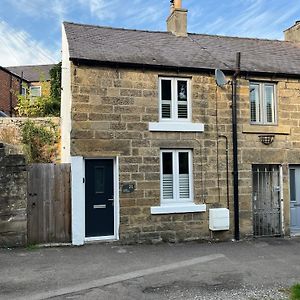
<box><xmin>0</xmin><ymin>238</ymin><xmax>299</xmax><ymax>299</ymax></box>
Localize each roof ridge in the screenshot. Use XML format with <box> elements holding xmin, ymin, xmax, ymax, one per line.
<box><xmin>188</xmin><ymin>32</ymin><xmax>288</xmax><ymax>43</ymax></box>
<box><xmin>63</xmin><ymin>21</ymin><xmax>171</xmax><ymax>35</ymax></box>
<box><xmin>63</xmin><ymin>21</ymin><xmax>295</xmax><ymax>43</ymax></box>
<box><xmin>7</xmin><ymin>64</ymin><xmax>56</xmax><ymax>68</ymax></box>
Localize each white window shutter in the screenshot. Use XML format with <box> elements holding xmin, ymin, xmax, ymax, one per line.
<box><xmin>264</xmin><ymin>85</ymin><xmax>275</xmax><ymax>123</ymax></box>
<box><xmin>163</xmin><ymin>174</ymin><xmax>173</xmax><ymax>199</ymax></box>
<box><xmin>179</xmin><ymin>173</ymin><xmax>189</xmax><ymax>198</ymax></box>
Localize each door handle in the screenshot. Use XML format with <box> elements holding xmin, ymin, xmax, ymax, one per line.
<box><xmin>107</xmin><ymin>198</ymin><xmax>114</xmax><ymax>201</ymax></box>
<box><xmin>94</xmin><ymin>204</ymin><xmax>106</xmax><ymax>209</ymax></box>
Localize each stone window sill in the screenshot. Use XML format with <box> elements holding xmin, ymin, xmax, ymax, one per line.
<box><xmin>150</xmin><ymin>203</ymin><xmax>206</xmax><ymax>214</ymax></box>
<box><xmin>242</xmin><ymin>124</ymin><xmax>290</xmax><ymax>135</ymax></box>
<box><xmin>149</xmin><ymin>122</ymin><xmax>204</xmax><ymax>132</ymax></box>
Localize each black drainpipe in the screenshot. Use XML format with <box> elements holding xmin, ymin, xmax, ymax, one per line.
<box><xmin>19</xmin><ymin>71</ymin><xmax>24</xmax><ymax>94</ymax></box>
<box><xmin>232</xmin><ymin>52</ymin><xmax>241</xmax><ymax>241</ymax></box>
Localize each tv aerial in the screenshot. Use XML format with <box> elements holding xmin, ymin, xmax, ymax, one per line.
<box><xmin>215</xmin><ymin>69</ymin><xmax>229</xmax><ymax>87</ymax></box>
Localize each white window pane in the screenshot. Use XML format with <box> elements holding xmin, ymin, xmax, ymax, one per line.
<box><xmin>161</xmin><ymin>80</ymin><xmax>172</xmax><ymax>119</ymax></box>
<box><xmin>162</xmin><ymin>101</ymin><xmax>171</xmax><ymax>118</ymax></box>
<box><xmin>163</xmin><ymin>174</ymin><xmax>173</xmax><ymax>199</ymax></box>
<box><xmin>177</xmin><ymin>103</ymin><xmax>188</xmax><ymax>119</ymax></box>
<box><xmin>161</xmin><ymin>80</ymin><xmax>171</xmax><ymax>100</ymax></box>
<box><xmin>30</xmin><ymin>86</ymin><xmax>41</xmax><ymax>97</ymax></box>
<box><xmin>177</xmin><ymin>81</ymin><xmax>187</xmax><ymax>100</ymax></box>
<box><xmin>179</xmin><ymin>152</ymin><xmax>189</xmax><ymax>199</ymax></box>
<box><xmin>159</xmin><ymin>78</ymin><xmax>190</xmax><ymax>121</ymax></box>
<box><xmin>179</xmin><ymin>174</ymin><xmax>189</xmax><ymax>198</ymax></box>
<box><xmin>265</xmin><ymin>85</ymin><xmax>275</xmax><ymax>123</ymax></box>
<box><xmin>162</xmin><ymin>152</ymin><xmax>173</xmax><ymax>199</ymax></box>
<box><xmin>177</xmin><ymin>80</ymin><xmax>188</xmax><ymax>119</ymax></box>
<box><xmin>250</xmin><ymin>84</ymin><xmax>260</xmax><ymax>123</ymax></box>
<box><xmin>161</xmin><ymin>150</ymin><xmax>192</xmax><ymax>203</ymax></box>
<box><xmin>290</xmin><ymin>169</ymin><xmax>296</xmax><ymax>202</ymax></box>
<box><xmin>21</xmin><ymin>87</ymin><xmax>27</xmax><ymax>96</ymax></box>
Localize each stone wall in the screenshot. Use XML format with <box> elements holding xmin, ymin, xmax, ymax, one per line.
<box><xmin>70</xmin><ymin>64</ymin><xmax>300</xmax><ymax>243</ymax></box>
<box><xmin>0</xmin><ymin>117</ymin><xmax>61</xmax><ymax>162</ymax></box>
<box><xmin>0</xmin><ymin>143</ymin><xmax>27</xmax><ymax>247</ymax></box>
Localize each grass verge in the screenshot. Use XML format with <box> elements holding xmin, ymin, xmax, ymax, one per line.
<box><xmin>290</xmin><ymin>284</ymin><xmax>300</xmax><ymax>300</ymax></box>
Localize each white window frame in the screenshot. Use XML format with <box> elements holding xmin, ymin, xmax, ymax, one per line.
<box><xmin>21</xmin><ymin>86</ymin><xmax>27</xmax><ymax>96</ymax></box>
<box><xmin>159</xmin><ymin>77</ymin><xmax>191</xmax><ymax>122</ymax></box>
<box><xmin>150</xmin><ymin>149</ymin><xmax>206</xmax><ymax>214</ymax></box>
<box><xmin>160</xmin><ymin>149</ymin><xmax>193</xmax><ymax>205</ymax></box>
<box><xmin>30</xmin><ymin>86</ymin><xmax>42</xmax><ymax>97</ymax></box>
<box><xmin>250</xmin><ymin>82</ymin><xmax>277</xmax><ymax>125</ymax></box>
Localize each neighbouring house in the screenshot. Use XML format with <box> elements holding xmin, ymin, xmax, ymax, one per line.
<box><xmin>0</xmin><ymin>66</ymin><xmax>23</xmax><ymax>116</ymax></box>
<box><xmin>0</xmin><ymin>64</ymin><xmax>56</xmax><ymax>116</ymax></box>
<box><xmin>7</xmin><ymin>64</ymin><xmax>56</xmax><ymax>98</ymax></box>
<box><xmin>61</xmin><ymin>0</ymin><xmax>300</xmax><ymax>245</ymax></box>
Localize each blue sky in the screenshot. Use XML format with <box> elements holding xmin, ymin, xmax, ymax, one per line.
<box><xmin>0</xmin><ymin>0</ymin><xmax>300</xmax><ymax>67</ymax></box>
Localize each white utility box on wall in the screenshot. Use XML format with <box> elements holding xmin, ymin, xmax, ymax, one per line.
<box><xmin>209</xmin><ymin>208</ymin><xmax>230</xmax><ymax>231</ymax></box>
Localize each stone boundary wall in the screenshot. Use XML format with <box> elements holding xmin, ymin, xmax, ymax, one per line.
<box><xmin>0</xmin><ymin>117</ymin><xmax>61</xmax><ymax>162</ymax></box>
<box><xmin>0</xmin><ymin>143</ymin><xmax>27</xmax><ymax>247</ymax></box>
<box><xmin>0</xmin><ymin>117</ymin><xmax>60</xmax><ymax>145</ymax></box>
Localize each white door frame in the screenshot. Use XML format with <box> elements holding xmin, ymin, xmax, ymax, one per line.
<box><xmin>71</xmin><ymin>156</ymin><xmax>119</xmax><ymax>245</ymax></box>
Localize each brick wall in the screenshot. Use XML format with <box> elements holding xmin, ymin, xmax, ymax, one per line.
<box><xmin>0</xmin><ymin>69</ymin><xmax>21</xmax><ymax>116</ymax></box>
<box><xmin>69</xmin><ymin>64</ymin><xmax>300</xmax><ymax>243</ymax></box>
<box><xmin>0</xmin><ymin>143</ymin><xmax>27</xmax><ymax>247</ymax></box>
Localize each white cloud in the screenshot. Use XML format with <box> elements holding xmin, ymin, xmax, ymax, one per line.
<box><xmin>2</xmin><ymin>0</ymin><xmax>69</xmax><ymax>28</ymax></box>
<box><xmin>188</xmin><ymin>0</ymin><xmax>300</xmax><ymax>40</ymax></box>
<box><xmin>74</xmin><ymin>0</ymin><xmax>167</xmax><ymax>29</ymax></box>
<box><xmin>76</xmin><ymin>0</ymin><xmax>119</xmax><ymax>21</ymax></box>
<box><xmin>0</xmin><ymin>20</ymin><xmax>58</xmax><ymax>66</ymax></box>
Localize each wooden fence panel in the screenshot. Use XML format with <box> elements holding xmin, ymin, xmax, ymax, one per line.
<box><xmin>27</xmin><ymin>164</ymin><xmax>71</xmax><ymax>244</ymax></box>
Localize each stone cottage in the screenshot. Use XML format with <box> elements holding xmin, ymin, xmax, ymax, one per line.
<box><xmin>61</xmin><ymin>0</ymin><xmax>300</xmax><ymax>245</ymax></box>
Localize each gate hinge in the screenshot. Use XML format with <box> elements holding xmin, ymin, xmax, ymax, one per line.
<box><xmin>274</xmin><ymin>186</ymin><xmax>281</xmax><ymax>192</ymax></box>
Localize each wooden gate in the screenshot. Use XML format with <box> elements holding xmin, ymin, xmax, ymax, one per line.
<box><xmin>27</xmin><ymin>164</ymin><xmax>71</xmax><ymax>244</ymax></box>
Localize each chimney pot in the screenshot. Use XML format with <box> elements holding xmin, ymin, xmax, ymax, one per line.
<box><xmin>174</xmin><ymin>0</ymin><xmax>182</xmax><ymax>9</ymax></box>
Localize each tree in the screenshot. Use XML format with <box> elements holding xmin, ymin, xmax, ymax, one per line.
<box><xmin>49</xmin><ymin>62</ymin><xmax>62</xmax><ymax>114</ymax></box>
<box><xmin>15</xmin><ymin>62</ymin><xmax>61</xmax><ymax>117</ymax></box>
<box><xmin>20</xmin><ymin>119</ymin><xmax>59</xmax><ymax>163</ymax></box>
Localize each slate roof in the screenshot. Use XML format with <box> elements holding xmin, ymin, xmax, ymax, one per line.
<box><xmin>64</xmin><ymin>21</ymin><xmax>300</xmax><ymax>76</ymax></box>
<box><xmin>6</xmin><ymin>64</ymin><xmax>56</xmax><ymax>82</ymax></box>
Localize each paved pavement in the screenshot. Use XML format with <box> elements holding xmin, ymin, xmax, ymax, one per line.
<box><xmin>0</xmin><ymin>238</ymin><xmax>299</xmax><ymax>299</ymax></box>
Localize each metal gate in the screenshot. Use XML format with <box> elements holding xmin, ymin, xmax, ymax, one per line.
<box><xmin>252</xmin><ymin>165</ymin><xmax>282</xmax><ymax>237</ymax></box>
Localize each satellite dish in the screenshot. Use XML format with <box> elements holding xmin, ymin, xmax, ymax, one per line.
<box><xmin>215</xmin><ymin>69</ymin><xmax>228</xmax><ymax>87</ymax></box>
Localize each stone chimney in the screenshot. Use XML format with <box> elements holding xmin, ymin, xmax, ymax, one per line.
<box><xmin>167</xmin><ymin>0</ymin><xmax>188</xmax><ymax>37</ymax></box>
<box><xmin>284</xmin><ymin>21</ymin><xmax>300</xmax><ymax>42</ymax></box>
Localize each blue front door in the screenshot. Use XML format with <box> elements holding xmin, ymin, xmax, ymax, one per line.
<box><xmin>290</xmin><ymin>166</ymin><xmax>300</xmax><ymax>235</ymax></box>
<box><xmin>85</xmin><ymin>159</ymin><xmax>114</xmax><ymax>237</ymax></box>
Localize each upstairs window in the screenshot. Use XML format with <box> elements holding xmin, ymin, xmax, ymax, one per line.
<box><xmin>250</xmin><ymin>82</ymin><xmax>276</xmax><ymax>124</ymax></box>
<box><xmin>21</xmin><ymin>86</ymin><xmax>27</xmax><ymax>96</ymax></box>
<box><xmin>30</xmin><ymin>86</ymin><xmax>42</xmax><ymax>97</ymax></box>
<box><xmin>160</xmin><ymin>78</ymin><xmax>190</xmax><ymax>121</ymax></box>
<box><xmin>161</xmin><ymin>149</ymin><xmax>193</xmax><ymax>205</ymax></box>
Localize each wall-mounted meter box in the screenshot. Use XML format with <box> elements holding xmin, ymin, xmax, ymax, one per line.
<box><xmin>209</xmin><ymin>208</ymin><xmax>230</xmax><ymax>231</ymax></box>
